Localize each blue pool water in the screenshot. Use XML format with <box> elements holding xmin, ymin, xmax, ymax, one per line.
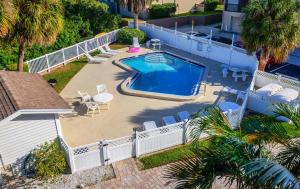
<box><xmin>121</xmin><ymin>52</ymin><xmax>205</xmax><ymax>96</ymax></box>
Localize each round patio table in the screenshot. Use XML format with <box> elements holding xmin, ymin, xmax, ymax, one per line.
<box><xmin>218</xmin><ymin>101</ymin><xmax>241</xmax><ymax>112</ymax></box>
<box><xmin>93</xmin><ymin>93</ymin><xmax>114</xmax><ymax>104</ymax></box>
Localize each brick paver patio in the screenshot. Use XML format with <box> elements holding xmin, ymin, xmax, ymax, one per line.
<box><xmin>89</xmin><ymin>158</ymin><xmax>235</xmax><ymax>189</ymax></box>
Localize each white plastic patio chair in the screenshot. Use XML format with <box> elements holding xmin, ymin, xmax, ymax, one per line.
<box><xmin>85</xmin><ymin>102</ymin><xmax>100</xmax><ymax>117</ymax></box>
<box><xmin>162</xmin><ymin>116</ymin><xmax>177</xmax><ymax>126</ymax></box>
<box><xmin>232</xmin><ymin>71</ymin><xmax>248</xmax><ymax>82</ymax></box>
<box><xmin>177</xmin><ymin>111</ymin><xmax>190</xmax><ymax>122</ymax></box>
<box><xmin>85</xmin><ymin>52</ymin><xmax>108</xmax><ymax>63</ymax></box>
<box><xmin>104</xmin><ymin>44</ymin><xmax>122</xmax><ymax>54</ymax></box>
<box><xmin>132</xmin><ymin>37</ymin><xmax>140</xmax><ymax>48</ymax></box>
<box><xmin>96</xmin><ymin>84</ymin><xmax>107</xmax><ymax>94</ymax></box>
<box><xmin>142</xmin><ymin>121</ymin><xmax>157</xmax><ymax>130</ymax></box>
<box><xmin>78</xmin><ymin>91</ymin><xmax>91</xmax><ymax>103</ymax></box>
<box><xmin>98</xmin><ymin>46</ymin><xmax>117</xmax><ymax>56</ymax></box>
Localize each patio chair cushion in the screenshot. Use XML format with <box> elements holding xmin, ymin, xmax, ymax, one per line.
<box><xmin>162</xmin><ymin>116</ymin><xmax>177</xmax><ymax>125</ymax></box>
<box><xmin>177</xmin><ymin>111</ymin><xmax>190</xmax><ymax>122</ymax></box>
<box><xmin>256</xmin><ymin>83</ymin><xmax>283</xmax><ymax>96</ymax></box>
<box><xmin>271</xmin><ymin>88</ymin><xmax>299</xmax><ymax>102</ymax></box>
<box><xmin>143</xmin><ymin>121</ymin><xmax>157</xmax><ymax>130</ymax></box>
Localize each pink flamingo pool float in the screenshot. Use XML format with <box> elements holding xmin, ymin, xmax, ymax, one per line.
<box><xmin>128</xmin><ymin>47</ymin><xmax>140</xmax><ymax>53</ymax></box>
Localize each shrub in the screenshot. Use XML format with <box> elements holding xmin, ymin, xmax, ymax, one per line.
<box><xmin>204</xmin><ymin>0</ymin><xmax>219</xmax><ymax>11</ymax></box>
<box><xmin>117</xmin><ymin>28</ymin><xmax>146</xmax><ymax>44</ymax></box>
<box><xmin>29</xmin><ymin>139</ymin><xmax>67</xmax><ymax>179</ymax></box>
<box><xmin>149</xmin><ymin>3</ymin><xmax>177</xmax><ymax>19</ymax></box>
<box><xmin>6</xmin><ymin>63</ymin><xmax>29</xmax><ymax>72</ymax></box>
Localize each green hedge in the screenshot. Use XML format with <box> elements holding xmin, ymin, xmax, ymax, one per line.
<box><xmin>6</xmin><ymin>63</ymin><xmax>29</xmax><ymax>72</ymax></box>
<box><xmin>204</xmin><ymin>0</ymin><xmax>219</xmax><ymax>11</ymax></box>
<box><xmin>149</xmin><ymin>3</ymin><xmax>176</xmax><ymax>19</ymax></box>
<box><xmin>117</xmin><ymin>28</ymin><xmax>146</xmax><ymax>44</ymax></box>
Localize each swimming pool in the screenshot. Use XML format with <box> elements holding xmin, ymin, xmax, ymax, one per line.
<box><xmin>119</xmin><ymin>52</ymin><xmax>206</xmax><ymax>99</ymax></box>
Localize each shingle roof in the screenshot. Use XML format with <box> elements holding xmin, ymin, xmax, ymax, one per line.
<box><xmin>0</xmin><ymin>71</ymin><xmax>70</xmax><ymax>121</ymax></box>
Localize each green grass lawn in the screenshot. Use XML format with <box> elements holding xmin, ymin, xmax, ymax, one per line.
<box><xmin>138</xmin><ymin>144</ymin><xmax>195</xmax><ymax>170</ymax></box>
<box><xmin>43</xmin><ymin>58</ymin><xmax>87</xmax><ymax>93</ymax></box>
<box><xmin>42</xmin><ymin>43</ymin><xmax>126</xmax><ymax>93</ymax></box>
<box><xmin>241</xmin><ymin>115</ymin><xmax>300</xmax><ymax>138</ymax></box>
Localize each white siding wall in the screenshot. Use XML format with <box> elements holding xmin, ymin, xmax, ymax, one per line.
<box><xmin>0</xmin><ymin>114</ymin><xmax>59</xmax><ymax>168</ymax></box>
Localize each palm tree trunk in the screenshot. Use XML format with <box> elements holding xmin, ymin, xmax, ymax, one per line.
<box><xmin>17</xmin><ymin>41</ymin><xmax>25</xmax><ymax>72</ymax></box>
<box><xmin>258</xmin><ymin>48</ymin><xmax>268</xmax><ymax>71</ymax></box>
<box><xmin>133</xmin><ymin>13</ymin><xmax>139</xmax><ymax>29</ymax></box>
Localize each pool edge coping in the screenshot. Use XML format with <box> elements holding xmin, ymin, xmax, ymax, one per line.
<box><xmin>113</xmin><ymin>51</ymin><xmax>208</xmax><ymax>101</ymax></box>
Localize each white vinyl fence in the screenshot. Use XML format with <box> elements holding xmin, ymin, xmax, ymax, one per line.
<box><xmin>136</xmin><ymin>23</ymin><xmax>258</xmax><ymax>73</ymax></box>
<box><xmin>59</xmin><ymin>121</ymin><xmax>209</xmax><ymax>173</ymax></box>
<box><xmin>26</xmin><ymin>30</ymin><xmax>119</xmax><ymax>73</ymax></box>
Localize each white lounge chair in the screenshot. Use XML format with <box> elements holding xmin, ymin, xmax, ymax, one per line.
<box><xmin>85</xmin><ymin>102</ymin><xmax>100</xmax><ymax>116</ymax></box>
<box><xmin>132</xmin><ymin>37</ymin><xmax>140</xmax><ymax>48</ymax></box>
<box><xmin>142</xmin><ymin>121</ymin><xmax>157</xmax><ymax>130</ymax></box>
<box><xmin>104</xmin><ymin>44</ymin><xmax>122</xmax><ymax>54</ymax></box>
<box><xmin>162</xmin><ymin>116</ymin><xmax>177</xmax><ymax>125</ymax></box>
<box><xmin>85</xmin><ymin>52</ymin><xmax>108</xmax><ymax>63</ymax></box>
<box><xmin>96</xmin><ymin>84</ymin><xmax>108</xmax><ymax>94</ymax></box>
<box><xmin>177</xmin><ymin>111</ymin><xmax>190</xmax><ymax>122</ymax></box>
<box><xmin>78</xmin><ymin>91</ymin><xmax>91</xmax><ymax>103</ymax></box>
<box><xmin>99</xmin><ymin>46</ymin><xmax>117</xmax><ymax>56</ymax></box>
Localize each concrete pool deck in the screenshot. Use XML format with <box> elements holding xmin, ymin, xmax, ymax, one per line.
<box><xmin>60</xmin><ymin>46</ymin><xmax>251</xmax><ymax>147</ymax></box>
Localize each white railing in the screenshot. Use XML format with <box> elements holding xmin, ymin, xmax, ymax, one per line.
<box><xmin>26</xmin><ymin>30</ymin><xmax>120</xmax><ymax>73</ymax></box>
<box><xmin>247</xmin><ymin>70</ymin><xmax>300</xmax><ymax>115</ymax></box>
<box><xmin>136</xmin><ymin>23</ymin><xmax>258</xmax><ymax>73</ymax></box>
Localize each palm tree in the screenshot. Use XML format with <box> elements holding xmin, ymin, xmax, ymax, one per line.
<box><xmin>0</xmin><ymin>0</ymin><xmax>14</xmax><ymax>38</ymax></box>
<box><xmin>241</xmin><ymin>0</ymin><xmax>300</xmax><ymax>71</ymax></box>
<box><xmin>165</xmin><ymin>105</ymin><xmax>300</xmax><ymax>188</ymax></box>
<box><xmin>10</xmin><ymin>0</ymin><xmax>64</xmax><ymax>71</ymax></box>
<box><xmin>118</xmin><ymin>0</ymin><xmax>153</xmax><ymax>29</ymax></box>
<box><xmin>165</xmin><ymin>108</ymin><xmax>266</xmax><ymax>189</ymax></box>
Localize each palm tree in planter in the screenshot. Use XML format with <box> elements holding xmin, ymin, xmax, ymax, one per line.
<box><xmin>118</xmin><ymin>0</ymin><xmax>153</xmax><ymax>29</ymax></box>
<box><xmin>10</xmin><ymin>0</ymin><xmax>64</xmax><ymax>71</ymax></box>
<box><xmin>0</xmin><ymin>0</ymin><xmax>14</xmax><ymax>38</ymax></box>
<box><xmin>241</xmin><ymin>0</ymin><xmax>300</xmax><ymax>71</ymax></box>
<box><xmin>165</xmin><ymin>105</ymin><xmax>300</xmax><ymax>188</ymax></box>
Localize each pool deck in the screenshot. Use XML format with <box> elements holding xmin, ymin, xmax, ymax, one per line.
<box><xmin>60</xmin><ymin>46</ymin><xmax>251</xmax><ymax>147</ymax></box>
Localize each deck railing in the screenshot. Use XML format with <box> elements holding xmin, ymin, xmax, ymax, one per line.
<box><xmin>26</xmin><ymin>29</ymin><xmax>119</xmax><ymax>73</ymax></box>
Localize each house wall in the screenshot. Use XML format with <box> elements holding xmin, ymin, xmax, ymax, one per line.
<box><xmin>119</xmin><ymin>0</ymin><xmax>204</xmax><ymax>19</ymax></box>
<box><xmin>0</xmin><ymin>114</ymin><xmax>59</xmax><ymax>173</ymax></box>
<box><xmin>222</xmin><ymin>11</ymin><xmax>244</xmax><ymax>33</ymax></box>
<box><xmin>153</xmin><ymin>0</ymin><xmax>203</xmax><ymax>14</ymax></box>
<box><xmin>147</xmin><ymin>14</ymin><xmax>222</xmax><ymax>28</ymax></box>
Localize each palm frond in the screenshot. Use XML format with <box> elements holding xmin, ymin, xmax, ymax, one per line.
<box><xmin>0</xmin><ymin>0</ymin><xmax>14</xmax><ymax>38</ymax></box>
<box><xmin>187</xmin><ymin>107</ymin><xmax>235</xmax><ymax>143</ymax></box>
<box><xmin>243</xmin><ymin>158</ymin><xmax>300</xmax><ymax>189</ymax></box>
<box><xmin>165</xmin><ymin>146</ymin><xmax>240</xmax><ymax>189</ymax></box>
<box><xmin>241</xmin><ymin>115</ymin><xmax>290</xmax><ymax>144</ymax></box>
<box><xmin>276</xmin><ymin>140</ymin><xmax>300</xmax><ymax>176</ymax></box>
<box><xmin>273</xmin><ymin>103</ymin><xmax>300</xmax><ymax>128</ymax></box>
